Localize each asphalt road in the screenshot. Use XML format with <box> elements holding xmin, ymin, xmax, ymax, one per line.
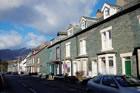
<box><xmin>3</xmin><ymin>75</ymin><xmax>86</xmax><ymax>93</ymax></box>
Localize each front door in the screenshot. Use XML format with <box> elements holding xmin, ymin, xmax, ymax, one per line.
<box><xmin>73</xmin><ymin>62</ymin><xmax>77</xmax><ymax>76</ymax></box>
<box><xmin>125</xmin><ymin>58</ymin><xmax>131</xmax><ymax>76</ymax></box>
<box><xmin>92</xmin><ymin>61</ymin><xmax>97</xmax><ymax>76</ymax></box>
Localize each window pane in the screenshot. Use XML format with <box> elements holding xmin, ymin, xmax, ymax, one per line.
<box><xmin>79</xmin><ymin>39</ymin><xmax>86</xmax><ymax>55</ymax></box>
<box><xmin>115</xmin><ymin>76</ymin><xmax>140</xmax><ymax>87</ymax></box>
<box><xmin>103</xmin><ymin>32</ymin><xmax>106</xmax><ymax>39</ymax></box>
<box><xmin>105</xmin><ymin>8</ymin><xmax>110</xmax><ymax>16</ymax></box>
<box><xmin>101</xmin><ymin>57</ymin><xmax>106</xmax><ymax>63</ymax></box>
<box><xmin>56</xmin><ymin>47</ymin><xmax>60</xmax><ymax>59</ymax></box>
<box><xmin>109</xmin><ymin>31</ymin><xmax>112</xmax><ymax>39</ymax></box>
<box><xmin>66</xmin><ymin>43</ymin><xmax>70</xmax><ymax>57</ymax></box>
<box><xmin>83</xmin><ymin>40</ymin><xmax>86</xmax><ymax>54</ymax></box>
<box><xmin>93</xmin><ymin>76</ymin><xmax>101</xmax><ymax>84</ymax></box>
<box><xmin>109</xmin><ymin>56</ymin><xmax>113</xmax><ymax>66</ymax></box>
<box><xmin>102</xmin><ymin>76</ymin><xmax>117</xmax><ymax>87</ymax></box>
<box><xmin>80</xmin><ymin>40</ymin><xmax>82</xmax><ymax>54</ymax></box>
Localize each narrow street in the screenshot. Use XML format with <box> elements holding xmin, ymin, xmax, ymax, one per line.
<box><xmin>3</xmin><ymin>75</ymin><xmax>86</xmax><ymax>93</ymax></box>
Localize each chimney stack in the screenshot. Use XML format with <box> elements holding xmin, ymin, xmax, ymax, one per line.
<box><xmin>116</xmin><ymin>0</ymin><xmax>139</xmax><ymax>6</ymax></box>
<box><xmin>96</xmin><ymin>9</ymin><xmax>103</xmax><ymax>19</ymax></box>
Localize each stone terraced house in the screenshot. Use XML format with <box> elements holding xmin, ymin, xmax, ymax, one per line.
<box><xmin>24</xmin><ymin>43</ymin><xmax>50</xmax><ymax>74</ymax></box>
<box><xmin>24</xmin><ymin>0</ymin><xmax>140</xmax><ymax>78</ymax></box>
<box><xmin>46</xmin><ymin>0</ymin><xmax>140</xmax><ymax>78</ymax></box>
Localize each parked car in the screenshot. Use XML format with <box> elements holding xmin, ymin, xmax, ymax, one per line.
<box><xmin>54</xmin><ymin>74</ymin><xmax>65</xmax><ymax>80</ymax></box>
<box><xmin>81</xmin><ymin>77</ymin><xmax>92</xmax><ymax>86</ymax></box>
<box><xmin>86</xmin><ymin>75</ymin><xmax>140</xmax><ymax>93</ymax></box>
<box><xmin>64</xmin><ymin>76</ymin><xmax>79</xmax><ymax>84</ymax></box>
<box><xmin>12</xmin><ymin>72</ymin><xmax>19</xmax><ymax>75</ymax></box>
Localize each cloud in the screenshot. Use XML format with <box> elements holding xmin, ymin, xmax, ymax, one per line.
<box><xmin>0</xmin><ymin>0</ymin><xmax>97</xmax><ymax>36</ymax></box>
<box><xmin>0</xmin><ymin>31</ymin><xmax>22</xmax><ymax>49</ymax></box>
<box><xmin>0</xmin><ymin>0</ymin><xmax>23</xmax><ymax>11</ymax></box>
<box><xmin>25</xmin><ymin>32</ymin><xmax>46</xmax><ymax>48</ymax></box>
<box><xmin>33</xmin><ymin>0</ymin><xmax>97</xmax><ymax>34</ymax></box>
<box><xmin>0</xmin><ymin>0</ymin><xmax>98</xmax><ymax>49</ymax></box>
<box><xmin>0</xmin><ymin>30</ymin><xmax>47</xmax><ymax>49</ymax></box>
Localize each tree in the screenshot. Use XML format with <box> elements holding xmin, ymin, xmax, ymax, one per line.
<box><xmin>0</xmin><ymin>59</ymin><xmax>8</xmax><ymax>72</ymax></box>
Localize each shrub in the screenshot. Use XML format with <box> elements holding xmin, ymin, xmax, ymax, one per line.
<box><xmin>76</xmin><ymin>71</ymin><xmax>85</xmax><ymax>81</ymax></box>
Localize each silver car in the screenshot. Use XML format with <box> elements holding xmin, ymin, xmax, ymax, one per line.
<box><xmin>86</xmin><ymin>75</ymin><xmax>140</xmax><ymax>93</ymax></box>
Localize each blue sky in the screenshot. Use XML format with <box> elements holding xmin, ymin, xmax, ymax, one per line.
<box><xmin>0</xmin><ymin>0</ymin><xmax>116</xmax><ymax>49</ymax></box>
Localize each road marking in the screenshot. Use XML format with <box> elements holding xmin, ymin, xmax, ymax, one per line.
<box><xmin>22</xmin><ymin>83</ymin><xmax>27</xmax><ymax>88</ymax></box>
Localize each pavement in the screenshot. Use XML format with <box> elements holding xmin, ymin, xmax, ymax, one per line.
<box><xmin>0</xmin><ymin>74</ymin><xmax>7</xmax><ymax>93</ymax></box>
<box><xmin>3</xmin><ymin>74</ymin><xmax>86</xmax><ymax>93</ymax></box>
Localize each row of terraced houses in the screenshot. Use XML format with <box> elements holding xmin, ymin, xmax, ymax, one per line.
<box><xmin>18</xmin><ymin>0</ymin><xmax>140</xmax><ymax>78</ymax></box>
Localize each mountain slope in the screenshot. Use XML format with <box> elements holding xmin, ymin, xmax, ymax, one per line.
<box><xmin>0</xmin><ymin>48</ymin><xmax>31</xmax><ymax>61</ymax></box>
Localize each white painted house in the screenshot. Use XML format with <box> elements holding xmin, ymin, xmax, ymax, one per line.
<box><xmin>19</xmin><ymin>58</ymin><xmax>27</xmax><ymax>74</ymax></box>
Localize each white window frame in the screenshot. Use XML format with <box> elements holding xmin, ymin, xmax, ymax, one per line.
<box><xmin>98</xmin><ymin>54</ymin><xmax>116</xmax><ymax>75</ymax></box>
<box><xmin>65</xmin><ymin>42</ymin><xmax>71</xmax><ymax>57</ymax></box>
<box><xmin>37</xmin><ymin>58</ymin><xmax>40</xmax><ymax>64</ymax></box>
<box><xmin>79</xmin><ymin>38</ymin><xmax>87</xmax><ymax>55</ymax></box>
<box><xmin>100</xmin><ymin>26</ymin><xmax>113</xmax><ymax>51</ymax></box>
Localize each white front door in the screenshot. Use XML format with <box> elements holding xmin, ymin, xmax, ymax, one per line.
<box><xmin>92</xmin><ymin>61</ymin><xmax>98</xmax><ymax>76</ymax></box>
<box><xmin>73</xmin><ymin>62</ymin><xmax>77</xmax><ymax>76</ymax></box>
<box><xmin>82</xmin><ymin>60</ymin><xmax>87</xmax><ymax>76</ymax></box>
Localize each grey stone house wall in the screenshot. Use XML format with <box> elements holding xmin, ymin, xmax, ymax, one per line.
<box><xmin>61</xmin><ymin>37</ymin><xmax>78</xmax><ymax>61</ymax></box>
<box><xmin>47</xmin><ymin>3</ymin><xmax>140</xmax><ymax>77</ymax></box>
<box><xmin>85</xmin><ymin>7</ymin><xmax>139</xmax><ymax>76</ymax></box>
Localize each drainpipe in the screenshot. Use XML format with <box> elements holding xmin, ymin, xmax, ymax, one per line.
<box><xmin>136</xmin><ymin>49</ymin><xmax>140</xmax><ymax>79</ymax></box>
<box><xmin>75</xmin><ymin>36</ymin><xmax>79</xmax><ymax>75</ymax></box>
<box><xmin>59</xmin><ymin>43</ymin><xmax>62</xmax><ymax>75</ymax></box>
<box><xmin>97</xmin><ymin>56</ymin><xmax>99</xmax><ymax>75</ymax></box>
<box><xmin>76</xmin><ymin>36</ymin><xmax>79</xmax><ymax>59</ymax></box>
<box><xmin>70</xmin><ymin>58</ymin><xmax>73</xmax><ymax>76</ymax></box>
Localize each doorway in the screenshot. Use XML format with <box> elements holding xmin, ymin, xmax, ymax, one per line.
<box><xmin>125</xmin><ymin>57</ymin><xmax>131</xmax><ymax>76</ymax></box>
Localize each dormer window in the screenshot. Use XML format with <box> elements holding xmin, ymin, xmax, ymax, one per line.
<box><xmin>81</xmin><ymin>20</ymin><xmax>86</xmax><ymax>30</ymax></box>
<box><xmin>101</xmin><ymin>3</ymin><xmax>119</xmax><ymax>19</ymax></box>
<box><xmin>67</xmin><ymin>28</ymin><xmax>73</xmax><ymax>36</ymax></box>
<box><xmin>104</xmin><ymin>8</ymin><xmax>110</xmax><ymax>16</ymax></box>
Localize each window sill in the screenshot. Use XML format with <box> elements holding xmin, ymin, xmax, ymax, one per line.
<box><xmin>65</xmin><ymin>56</ymin><xmax>71</xmax><ymax>58</ymax></box>
<box><xmin>101</xmin><ymin>48</ymin><xmax>113</xmax><ymax>52</ymax></box>
<box><xmin>79</xmin><ymin>53</ymin><xmax>87</xmax><ymax>56</ymax></box>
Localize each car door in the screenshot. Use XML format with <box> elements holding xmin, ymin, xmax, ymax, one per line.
<box><xmin>88</xmin><ymin>76</ymin><xmax>102</xmax><ymax>93</ymax></box>
<box><xmin>100</xmin><ymin>76</ymin><xmax>120</xmax><ymax>93</ymax></box>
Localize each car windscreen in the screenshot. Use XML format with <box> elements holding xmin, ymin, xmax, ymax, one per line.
<box><xmin>115</xmin><ymin>76</ymin><xmax>140</xmax><ymax>87</ymax></box>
